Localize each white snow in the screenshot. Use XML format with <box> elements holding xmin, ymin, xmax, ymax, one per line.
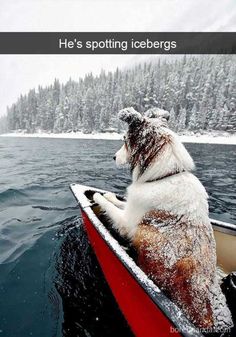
<box><xmin>1</xmin><ymin>131</ymin><xmax>236</xmax><ymax>144</ymax></box>
<box><xmin>0</xmin><ymin>131</ymin><xmax>123</xmax><ymax>140</ymax></box>
<box><xmin>179</xmin><ymin>134</ymin><xmax>236</xmax><ymax>145</ymax></box>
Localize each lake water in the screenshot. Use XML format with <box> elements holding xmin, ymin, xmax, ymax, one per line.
<box><xmin>0</xmin><ymin>137</ymin><xmax>235</xmax><ymax>337</ymax></box>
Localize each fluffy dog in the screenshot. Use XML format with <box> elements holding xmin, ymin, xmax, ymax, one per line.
<box><xmin>93</xmin><ymin>107</ymin><xmax>232</xmax><ymax>332</ymax></box>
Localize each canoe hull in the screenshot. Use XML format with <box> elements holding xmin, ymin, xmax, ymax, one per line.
<box><xmin>71</xmin><ymin>183</ymin><xmax>221</xmax><ymax>337</ymax></box>
<box><xmin>82</xmin><ymin>210</ymin><xmax>181</xmax><ymax>337</ymax></box>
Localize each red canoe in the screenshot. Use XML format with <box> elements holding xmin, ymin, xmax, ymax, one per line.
<box><xmin>70</xmin><ymin>183</ymin><xmax>236</xmax><ymax>337</ymax></box>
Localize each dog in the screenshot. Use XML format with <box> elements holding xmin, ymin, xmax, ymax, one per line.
<box><xmin>93</xmin><ymin>107</ymin><xmax>233</xmax><ymax>332</ymax></box>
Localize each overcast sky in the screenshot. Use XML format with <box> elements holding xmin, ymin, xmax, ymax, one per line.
<box><xmin>0</xmin><ymin>0</ymin><xmax>236</xmax><ymax>117</ymax></box>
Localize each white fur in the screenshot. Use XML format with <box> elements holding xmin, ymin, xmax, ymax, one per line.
<box><xmin>104</xmin><ymin>192</ymin><xmax>125</xmax><ymax>209</ymax></box>
<box><xmin>94</xmin><ymin>171</ymin><xmax>209</xmax><ymax>239</ymax></box>
<box><xmin>94</xmin><ymin>128</ymin><xmax>206</xmax><ymax>239</ymax></box>
<box><xmin>115</xmin><ymin>144</ymin><xmax>129</xmax><ymax>167</ymax></box>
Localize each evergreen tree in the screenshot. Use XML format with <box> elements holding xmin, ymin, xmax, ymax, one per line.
<box><xmin>4</xmin><ymin>55</ymin><xmax>236</xmax><ymax>134</ymax></box>
<box><xmin>178</xmin><ymin>107</ymin><xmax>187</xmax><ymax>132</ymax></box>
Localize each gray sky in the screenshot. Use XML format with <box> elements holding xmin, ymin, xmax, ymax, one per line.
<box><xmin>0</xmin><ymin>0</ymin><xmax>236</xmax><ymax>117</ymax></box>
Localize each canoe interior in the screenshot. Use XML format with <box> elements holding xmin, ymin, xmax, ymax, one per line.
<box><xmin>84</xmin><ymin>189</ymin><xmax>236</xmax><ymax>276</ymax></box>
<box><xmin>214</xmin><ymin>230</ymin><xmax>236</xmax><ymax>274</ymax></box>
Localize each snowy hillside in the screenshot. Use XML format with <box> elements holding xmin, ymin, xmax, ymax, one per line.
<box><xmin>3</xmin><ymin>55</ymin><xmax>236</xmax><ymax>135</ymax></box>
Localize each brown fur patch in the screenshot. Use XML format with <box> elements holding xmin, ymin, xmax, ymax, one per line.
<box><xmin>133</xmin><ymin>210</ymin><xmax>214</xmax><ymax>329</ymax></box>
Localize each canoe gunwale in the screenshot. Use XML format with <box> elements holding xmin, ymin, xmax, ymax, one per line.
<box><xmin>211</xmin><ymin>219</ymin><xmax>236</xmax><ymax>236</ymax></box>
<box><xmin>70</xmin><ymin>183</ymin><xmax>203</xmax><ymax>337</ymax></box>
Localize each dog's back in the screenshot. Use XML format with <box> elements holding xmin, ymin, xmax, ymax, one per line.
<box><xmin>128</xmin><ymin>174</ymin><xmax>232</xmax><ymax>331</ymax></box>
<box><xmin>133</xmin><ymin>209</ymin><xmax>216</xmax><ymax>328</ymax></box>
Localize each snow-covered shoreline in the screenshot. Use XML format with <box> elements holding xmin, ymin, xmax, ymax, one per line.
<box><xmin>0</xmin><ymin>132</ymin><xmax>123</xmax><ymax>140</ymax></box>
<box><xmin>179</xmin><ymin>134</ymin><xmax>236</xmax><ymax>145</ymax></box>
<box><xmin>0</xmin><ymin>132</ymin><xmax>236</xmax><ymax>145</ymax></box>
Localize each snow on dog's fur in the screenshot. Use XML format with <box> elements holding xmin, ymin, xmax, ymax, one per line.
<box><xmin>93</xmin><ymin>107</ymin><xmax>233</xmax><ymax>331</ymax></box>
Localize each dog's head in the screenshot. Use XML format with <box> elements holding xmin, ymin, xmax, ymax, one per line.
<box><xmin>114</xmin><ymin>107</ymin><xmax>194</xmax><ymax>181</ymax></box>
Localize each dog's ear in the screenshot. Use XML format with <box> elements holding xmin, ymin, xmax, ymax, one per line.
<box><xmin>118</xmin><ymin>107</ymin><xmax>142</xmax><ymax>126</ymax></box>
<box><xmin>145</xmin><ymin>108</ymin><xmax>170</xmax><ymax>121</ymax></box>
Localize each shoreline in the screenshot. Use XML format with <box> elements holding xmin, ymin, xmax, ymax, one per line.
<box><xmin>0</xmin><ymin>132</ymin><xmax>236</xmax><ymax>145</ymax></box>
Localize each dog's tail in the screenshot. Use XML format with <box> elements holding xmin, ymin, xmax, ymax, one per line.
<box><xmin>210</xmin><ymin>274</ymin><xmax>233</xmax><ymax>332</ymax></box>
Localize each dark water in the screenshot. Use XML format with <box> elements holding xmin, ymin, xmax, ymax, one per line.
<box><xmin>0</xmin><ymin>137</ymin><xmax>235</xmax><ymax>337</ymax></box>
